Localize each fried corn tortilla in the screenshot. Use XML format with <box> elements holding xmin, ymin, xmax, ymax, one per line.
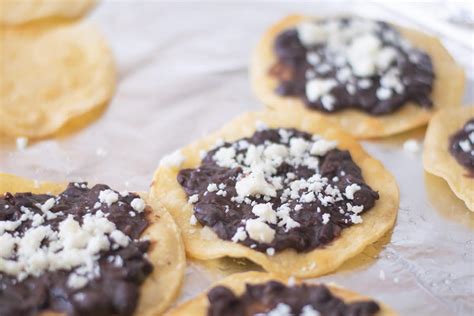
<box><xmin>250</xmin><ymin>15</ymin><xmax>465</xmax><ymax>139</ymax></box>
<box><xmin>0</xmin><ymin>0</ymin><xmax>96</xmax><ymax>25</ymax></box>
<box><xmin>423</xmin><ymin>106</ymin><xmax>474</xmax><ymax>212</ymax></box>
<box><xmin>166</xmin><ymin>271</ymin><xmax>397</xmax><ymax>316</ymax></box>
<box><xmin>0</xmin><ymin>22</ymin><xmax>115</xmax><ymax>138</ymax></box>
<box><xmin>152</xmin><ymin>111</ymin><xmax>399</xmax><ymax>278</ymax></box>
<box><xmin>0</xmin><ymin>173</ymin><xmax>186</xmax><ymax>316</ymax></box>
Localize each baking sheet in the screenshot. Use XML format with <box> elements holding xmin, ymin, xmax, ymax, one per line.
<box><xmin>0</xmin><ymin>1</ymin><xmax>473</xmax><ymax>315</ymax></box>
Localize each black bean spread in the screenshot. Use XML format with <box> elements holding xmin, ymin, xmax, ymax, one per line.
<box><xmin>207</xmin><ymin>280</ymin><xmax>380</xmax><ymax>316</ymax></box>
<box><xmin>449</xmin><ymin>118</ymin><xmax>474</xmax><ymax>175</ymax></box>
<box><xmin>271</xmin><ymin>17</ymin><xmax>434</xmax><ymax>115</ymax></box>
<box><xmin>0</xmin><ymin>183</ymin><xmax>152</xmax><ymax>316</ymax></box>
<box><xmin>178</xmin><ymin>126</ymin><xmax>378</xmax><ymax>254</ymax></box>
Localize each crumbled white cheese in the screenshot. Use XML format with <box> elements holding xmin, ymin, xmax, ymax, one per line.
<box><xmin>336</xmin><ymin>67</ymin><xmax>352</xmax><ymax>82</ymax></box>
<box><xmin>37</xmin><ymin>198</ymin><xmax>55</xmax><ymax>213</ymax></box>
<box><xmin>379</xmin><ymin>269</ymin><xmax>386</xmax><ymax>280</ymax></box>
<box><xmin>267</xmin><ymin>303</ymin><xmax>292</xmax><ymax>316</ymax></box>
<box><xmin>403</xmin><ymin>139</ymin><xmax>420</xmax><ymax>153</ymax></box>
<box><xmin>252</xmin><ymin>203</ymin><xmax>277</xmax><ymax>224</ymax></box>
<box><xmin>306</xmin><ymin>52</ymin><xmax>321</xmax><ymax>65</ymax></box>
<box><xmin>0</xmin><ymin>200</ymin><xmax>141</xmax><ymax>289</ymax></box>
<box><xmin>287</xmin><ymin>276</ymin><xmax>296</xmax><ymax>286</ymax></box>
<box><xmin>130</xmin><ymin>198</ymin><xmax>146</xmax><ymax>213</ymax></box>
<box><xmin>350</xmin><ymin>213</ymin><xmax>363</xmax><ymax>224</ymax></box>
<box><xmin>297</xmin><ymin>21</ymin><xmax>327</xmax><ymax>46</ymax></box>
<box><xmin>344</xmin><ymin>183</ymin><xmax>361</xmax><ymax>200</ymax></box>
<box><xmin>213</xmin><ymin>147</ymin><xmax>237</xmax><ymax>168</ymax></box>
<box><xmin>266</xmin><ymin>247</ymin><xmax>275</xmax><ymax>256</ymax></box>
<box><xmin>231</xmin><ymin>226</ymin><xmax>247</xmax><ymax>242</ymax></box>
<box><xmin>468</xmin><ymin>131</ymin><xmax>474</xmax><ymax>143</ymax></box>
<box><xmin>459</xmin><ymin>140</ymin><xmax>472</xmax><ymax>152</ymax></box>
<box><xmin>0</xmin><ymin>233</ymin><xmax>16</xmax><ymax>258</ymax></box>
<box><xmin>245</xmin><ymin>219</ymin><xmax>275</xmax><ymax>244</ymax></box>
<box><xmin>207</xmin><ymin>183</ymin><xmax>218</xmax><ymax>192</ymax></box>
<box><xmin>376</xmin><ymin>87</ymin><xmax>392</xmax><ymax>100</ymax></box>
<box><xmin>16</xmin><ymin>137</ymin><xmax>28</xmax><ymax>150</ymax></box>
<box><xmin>346</xmin><ymin>84</ymin><xmax>356</xmax><ymax>95</ymax></box>
<box><xmin>67</xmin><ymin>273</ymin><xmax>89</xmax><ymax>289</ymax></box>
<box><xmin>189</xmin><ymin>215</ymin><xmax>198</xmax><ymax>226</ymax></box>
<box><xmin>235</xmin><ymin>167</ymin><xmax>276</xmax><ymax>199</ymax></box>
<box><xmin>321</xmin><ymin>94</ymin><xmax>336</xmax><ymax>111</ymax></box>
<box><xmin>188</xmin><ymin>194</ymin><xmax>199</xmax><ymax>204</ymax></box>
<box><xmin>310</xmin><ymin>139</ymin><xmax>337</xmax><ymax>156</ymax></box>
<box><xmin>160</xmin><ymin>150</ymin><xmax>185</xmax><ymax>168</ymax></box>
<box><xmin>322</xmin><ymin>213</ymin><xmax>331</xmax><ymax>224</ymax></box>
<box><xmin>301</xmin><ymin>305</ymin><xmax>321</xmax><ymax>316</ymax></box>
<box><xmin>98</xmin><ymin>189</ymin><xmax>119</xmax><ymax>207</ymax></box>
<box><xmin>110</xmin><ymin>230</ymin><xmax>130</xmax><ymax>247</ymax></box>
<box><xmin>296</xmin><ymin>17</ymin><xmax>410</xmax><ymax>107</ymax></box>
<box><xmin>305</xmin><ymin>79</ymin><xmax>337</xmax><ymax>103</ymax></box>
<box><xmin>255</xmin><ymin>120</ymin><xmax>268</xmax><ymax>131</ymax></box>
<box><xmin>376</xmin><ymin>47</ymin><xmax>397</xmax><ymax>70</ymax></box>
<box><xmin>289</xmin><ymin>138</ymin><xmax>310</xmax><ymax>157</ymax></box>
<box><xmin>358</xmin><ymin>79</ymin><xmax>372</xmax><ymax>89</ymax></box>
<box><xmin>347</xmin><ymin>34</ymin><xmax>381</xmax><ymax>77</ymax></box>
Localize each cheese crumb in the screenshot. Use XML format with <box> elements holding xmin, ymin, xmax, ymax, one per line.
<box><xmin>306</xmin><ymin>79</ymin><xmax>337</xmax><ymax>103</ymax></box>
<box><xmin>255</xmin><ymin>120</ymin><xmax>268</xmax><ymax>131</ymax></box>
<box><xmin>231</xmin><ymin>226</ymin><xmax>247</xmax><ymax>242</ymax></box>
<box><xmin>245</xmin><ymin>219</ymin><xmax>275</xmax><ymax>244</ymax></box>
<box><xmin>310</xmin><ymin>139</ymin><xmax>337</xmax><ymax>156</ymax></box>
<box><xmin>98</xmin><ymin>190</ymin><xmax>119</xmax><ymax>207</ymax></box>
<box><xmin>287</xmin><ymin>276</ymin><xmax>296</xmax><ymax>286</ymax></box>
<box><xmin>160</xmin><ymin>150</ymin><xmax>185</xmax><ymax>168</ymax></box>
<box><xmin>189</xmin><ymin>214</ymin><xmax>198</xmax><ymax>226</ymax></box>
<box><xmin>252</xmin><ymin>203</ymin><xmax>277</xmax><ymax>224</ymax></box>
<box><xmin>301</xmin><ymin>305</ymin><xmax>321</xmax><ymax>316</ymax></box>
<box><xmin>266</xmin><ymin>247</ymin><xmax>275</xmax><ymax>256</ymax></box>
<box><xmin>459</xmin><ymin>140</ymin><xmax>472</xmax><ymax>152</ymax></box>
<box><xmin>344</xmin><ymin>183</ymin><xmax>361</xmax><ymax>200</ymax></box>
<box><xmin>207</xmin><ymin>183</ymin><xmax>218</xmax><ymax>192</ymax></box>
<box><xmin>235</xmin><ymin>167</ymin><xmax>276</xmax><ymax>199</ymax></box>
<box><xmin>188</xmin><ymin>194</ymin><xmax>199</xmax><ymax>204</ymax></box>
<box><xmin>267</xmin><ymin>303</ymin><xmax>292</xmax><ymax>316</ymax></box>
<box><xmin>110</xmin><ymin>230</ymin><xmax>130</xmax><ymax>247</ymax></box>
<box><xmin>130</xmin><ymin>198</ymin><xmax>146</xmax><ymax>213</ymax></box>
<box><xmin>16</xmin><ymin>137</ymin><xmax>28</xmax><ymax>150</ymax></box>
<box><xmin>67</xmin><ymin>273</ymin><xmax>89</xmax><ymax>289</ymax></box>
<box><xmin>403</xmin><ymin>139</ymin><xmax>420</xmax><ymax>153</ymax></box>
<box><xmin>322</xmin><ymin>213</ymin><xmax>331</xmax><ymax>224</ymax></box>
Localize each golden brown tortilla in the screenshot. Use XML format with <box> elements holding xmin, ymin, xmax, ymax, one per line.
<box><xmin>0</xmin><ymin>22</ymin><xmax>115</xmax><ymax>138</ymax></box>
<box><xmin>152</xmin><ymin>110</ymin><xmax>399</xmax><ymax>278</ymax></box>
<box><xmin>0</xmin><ymin>173</ymin><xmax>186</xmax><ymax>316</ymax></box>
<box><xmin>166</xmin><ymin>271</ymin><xmax>397</xmax><ymax>316</ymax></box>
<box><xmin>250</xmin><ymin>15</ymin><xmax>465</xmax><ymax>139</ymax></box>
<box><xmin>423</xmin><ymin>106</ymin><xmax>474</xmax><ymax>211</ymax></box>
<box><xmin>0</xmin><ymin>0</ymin><xmax>96</xmax><ymax>25</ymax></box>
